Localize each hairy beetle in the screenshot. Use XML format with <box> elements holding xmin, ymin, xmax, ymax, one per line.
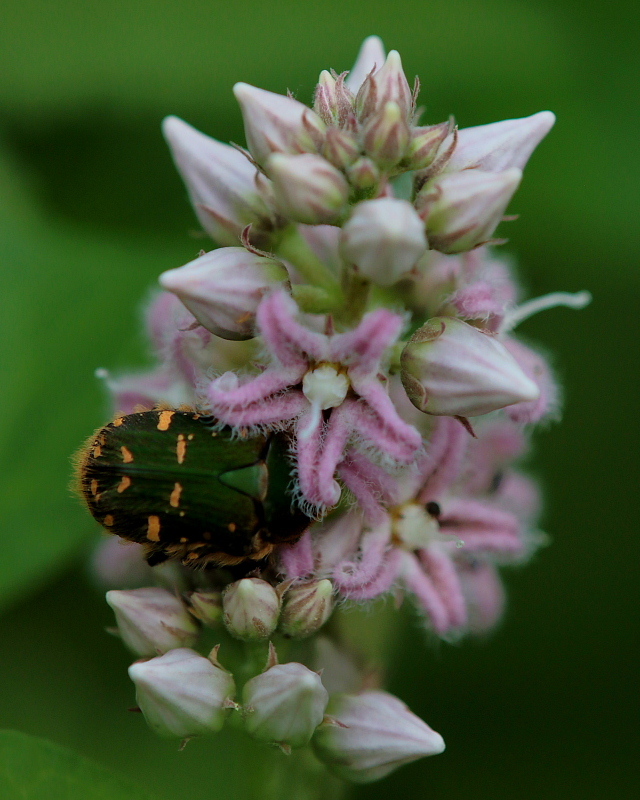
<box><xmin>75</xmin><ymin>408</ymin><xmax>311</xmax><ymax>568</ymax></box>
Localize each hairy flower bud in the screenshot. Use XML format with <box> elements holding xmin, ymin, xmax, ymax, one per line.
<box><xmin>162</xmin><ymin>116</ymin><xmax>271</xmax><ymax>246</ymax></box>
<box><xmin>341</xmin><ymin>198</ymin><xmax>427</xmax><ymax>285</ymax></box>
<box><xmin>400</xmin><ymin>316</ymin><xmax>540</xmax><ymax>417</ymax></box>
<box><xmin>313</xmin><ymin>690</ymin><xmax>445</xmax><ymax>783</ymax></box>
<box><xmin>345</xmin><ymin>157</ymin><xmax>380</xmax><ymax>192</ymax></box>
<box><xmin>447</xmin><ymin>111</ymin><xmax>556</xmax><ymax>172</ymax></box>
<box><xmin>363</xmin><ymin>101</ymin><xmax>411</xmax><ymax>169</ymax></box>
<box><xmin>234</xmin><ymin>83</ymin><xmax>326</xmax><ymax>166</ymax></box>
<box><xmin>186</xmin><ymin>591</ymin><xmax>223</xmax><ymax>627</ymax></box>
<box><xmin>106</xmin><ymin>588</ymin><xmax>199</xmax><ymax>657</ymax></box>
<box><xmin>279</xmin><ymin>580</ymin><xmax>334</xmax><ymax>638</ymax></box>
<box><xmin>128</xmin><ymin>648</ymin><xmax>235</xmax><ymax>738</ymax></box>
<box><xmin>322</xmin><ymin>127</ymin><xmax>360</xmax><ymax>170</ymax></box>
<box><xmin>406</xmin><ymin>121</ymin><xmax>452</xmax><ymax>171</ymax></box>
<box><xmin>222</xmin><ymin>578</ymin><xmax>281</xmax><ymax>641</ymax></box>
<box><xmin>418</xmin><ymin>168</ymin><xmax>522</xmax><ymax>254</ymax></box>
<box><xmin>346</xmin><ymin>36</ymin><xmax>386</xmax><ymax>93</ymax></box>
<box><xmin>266</xmin><ymin>153</ymin><xmax>349</xmax><ymax>224</ymax></box>
<box><xmin>356</xmin><ymin>50</ymin><xmax>413</xmax><ymax>123</ymax></box>
<box><xmin>159</xmin><ymin>247</ymin><xmax>289</xmax><ymax>341</ymax></box>
<box><xmin>243</xmin><ymin>662</ymin><xmax>329</xmax><ymax>748</ymax></box>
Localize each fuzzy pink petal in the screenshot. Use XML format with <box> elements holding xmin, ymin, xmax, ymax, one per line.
<box><xmin>440</xmin><ymin>498</ymin><xmax>523</xmax><ymax>555</ymax></box>
<box><xmin>257</xmin><ymin>290</ymin><xmax>327</xmax><ymax>366</ymax></box>
<box><xmin>330</xmin><ymin>308</ymin><xmax>404</xmax><ymax>375</ymax></box>
<box><xmin>495</xmin><ymin>472</ymin><xmax>541</xmax><ymax>522</ymax></box>
<box><xmin>212</xmin><ymin>391</ymin><xmax>308</xmax><ymax>427</ymax></box>
<box><xmin>279</xmin><ymin>530</ymin><xmax>315</xmax><ymax>580</ymax></box>
<box><xmin>418</xmin><ymin>548</ymin><xmax>467</xmax><ymax>629</ymax></box>
<box><xmin>338</xmin><ymin>548</ymin><xmax>403</xmax><ymax>601</ymax></box>
<box><xmin>338</xmin><ymin>448</ymin><xmax>399</xmax><ymax>522</ymax></box>
<box><xmin>332</xmin><ymin>520</ymin><xmax>391</xmax><ymax>590</ymax></box>
<box><xmin>456</xmin><ymin>560</ymin><xmax>506</xmax><ymax>634</ymax></box>
<box><xmin>343</xmin><ymin>391</ymin><xmax>422</xmax><ymax>462</ymax></box>
<box><xmin>296</xmin><ymin>412</ymin><xmax>341</xmax><ymax>507</ymax></box>
<box><xmin>463</xmin><ymin>421</ymin><xmax>527</xmax><ymax>494</ymax></box>
<box><xmin>417</xmin><ymin>417</ymin><xmax>468</xmax><ymax>502</ymax></box>
<box><xmin>504</xmin><ymin>338</ymin><xmax>559</xmax><ymax>424</ymax></box>
<box><xmin>400</xmin><ymin>552</ymin><xmax>451</xmax><ymax>634</ymax></box>
<box><xmin>208</xmin><ymin>367</ymin><xmax>304</xmax><ymax>409</ymax></box>
<box><xmin>313</xmin><ymin>510</ymin><xmax>365</xmax><ymax>572</ymax></box>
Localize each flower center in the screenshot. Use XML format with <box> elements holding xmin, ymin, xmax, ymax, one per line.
<box><xmin>391</xmin><ymin>502</ymin><xmax>441</xmax><ymax>551</ymax></box>
<box><xmin>302</xmin><ymin>364</ymin><xmax>349</xmax><ymax>410</ymax></box>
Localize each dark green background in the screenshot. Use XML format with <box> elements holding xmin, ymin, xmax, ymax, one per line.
<box><xmin>0</xmin><ymin>1</ymin><xmax>637</xmax><ymax>797</ymax></box>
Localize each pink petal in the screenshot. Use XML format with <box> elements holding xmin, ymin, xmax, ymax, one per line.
<box><xmin>418</xmin><ymin>548</ymin><xmax>467</xmax><ymax>629</ymax></box>
<box><xmin>456</xmin><ymin>560</ymin><xmax>506</xmax><ymax>634</ymax></box>
<box><xmin>440</xmin><ymin>498</ymin><xmax>523</xmax><ymax>555</ymax></box>
<box><xmin>400</xmin><ymin>552</ymin><xmax>451</xmax><ymax>634</ymax></box>
<box><xmin>344</xmin><ymin>390</ymin><xmax>422</xmax><ymax>462</ymax></box>
<box><xmin>313</xmin><ymin>510</ymin><xmax>365</xmax><ymax>572</ymax></box>
<box><xmin>257</xmin><ymin>290</ymin><xmax>327</xmax><ymax>367</ymax></box>
<box><xmin>208</xmin><ymin>367</ymin><xmax>304</xmax><ymax>409</ymax></box>
<box><xmin>296</xmin><ymin>412</ymin><xmax>341</xmax><ymax>507</ymax></box>
<box><xmin>330</xmin><ymin>308</ymin><xmax>404</xmax><ymax>376</ymax></box>
<box><xmin>279</xmin><ymin>530</ymin><xmax>315</xmax><ymax>579</ymax></box>
<box><xmin>211</xmin><ymin>391</ymin><xmax>307</xmax><ymax>427</ymax></box>
<box><xmin>417</xmin><ymin>417</ymin><xmax>468</xmax><ymax>502</ymax></box>
<box><xmin>504</xmin><ymin>338</ymin><xmax>559</xmax><ymax>424</ymax></box>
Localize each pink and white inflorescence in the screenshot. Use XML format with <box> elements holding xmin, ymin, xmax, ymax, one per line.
<box><xmin>95</xmin><ymin>37</ymin><xmax>589</xmax><ymax>782</ymax></box>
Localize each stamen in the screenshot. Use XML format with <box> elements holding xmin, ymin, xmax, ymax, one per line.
<box><xmin>502</xmin><ymin>290</ymin><xmax>591</xmax><ymax>331</ymax></box>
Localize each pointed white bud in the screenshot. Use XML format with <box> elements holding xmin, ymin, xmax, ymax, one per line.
<box><xmin>128</xmin><ymin>648</ymin><xmax>235</xmax><ymax>738</ymax></box>
<box><xmin>279</xmin><ymin>580</ymin><xmax>334</xmax><ymax>638</ymax></box>
<box><xmin>106</xmin><ymin>588</ymin><xmax>199</xmax><ymax>657</ymax></box>
<box><xmin>447</xmin><ymin>111</ymin><xmax>556</xmax><ymax>172</ymax></box>
<box><xmin>322</xmin><ymin>127</ymin><xmax>360</xmax><ymax>170</ymax></box>
<box><xmin>314</xmin><ymin>70</ymin><xmax>339</xmax><ymax>125</ymax></box>
<box><xmin>345</xmin><ymin>157</ymin><xmax>380</xmax><ymax>192</ymax></box>
<box><xmin>362</xmin><ymin>101</ymin><xmax>411</xmax><ymax>168</ymax></box>
<box><xmin>243</xmin><ymin>662</ymin><xmax>329</xmax><ymax>748</ymax></box>
<box><xmin>186</xmin><ymin>591</ymin><xmax>223</xmax><ymax>627</ymax></box>
<box><xmin>159</xmin><ymin>247</ymin><xmax>289</xmax><ymax>340</ymax></box>
<box><xmin>312</xmin><ymin>690</ymin><xmax>445</xmax><ymax>783</ymax></box>
<box><xmin>162</xmin><ymin>116</ymin><xmax>271</xmax><ymax>246</ymax></box>
<box><xmin>400</xmin><ymin>316</ymin><xmax>540</xmax><ymax>417</ymax></box>
<box><xmin>356</xmin><ymin>50</ymin><xmax>413</xmax><ymax>123</ymax></box>
<box><xmin>346</xmin><ymin>36</ymin><xmax>386</xmax><ymax>92</ymax></box>
<box><xmin>222</xmin><ymin>578</ymin><xmax>281</xmax><ymax>641</ymax></box>
<box><xmin>419</xmin><ymin>168</ymin><xmax>522</xmax><ymax>254</ymax></box>
<box><xmin>266</xmin><ymin>153</ymin><xmax>349</xmax><ymax>224</ymax></box>
<box><xmin>406</xmin><ymin>121</ymin><xmax>452</xmax><ymax>171</ymax></box>
<box><xmin>341</xmin><ymin>198</ymin><xmax>427</xmax><ymax>285</ymax></box>
<box><xmin>233</xmin><ymin>83</ymin><xmax>326</xmax><ymax>166</ymax></box>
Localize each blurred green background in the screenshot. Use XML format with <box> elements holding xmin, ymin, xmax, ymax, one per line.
<box><xmin>0</xmin><ymin>0</ymin><xmax>638</xmax><ymax>797</ymax></box>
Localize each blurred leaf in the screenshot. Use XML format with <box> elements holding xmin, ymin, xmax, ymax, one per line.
<box><xmin>0</xmin><ymin>149</ymin><xmax>195</xmax><ymax>609</ymax></box>
<box><xmin>0</xmin><ymin>730</ymin><xmax>158</xmax><ymax>800</ymax></box>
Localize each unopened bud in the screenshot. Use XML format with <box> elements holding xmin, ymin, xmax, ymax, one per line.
<box><xmin>400</xmin><ymin>316</ymin><xmax>540</xmax><ymax>417</ymax></box>
<box><xmin>418</xmin><ymin>168</ymin><xmax>522</xmax><ymax>254</ymax></box>
<box><xmin>106</xmin><ymin>588</ymin><xmax>199</xmax><ymax>657</ymax></box>
<box><xmin>406</xmin><ymin>121</ymin><xmax>451</xmax><ymax>171</ymax></box>
<box><xmin>280</xmin><ymin>580</ymin><xmax>334</xmax><ymax>638</ymax></box>
<box><xmin>128</xmin><ymin>648</ymin><xmax>235</xmax><ymax>738</ymax></box>
<box><xmin>322</xmin><ymin>127</ymin><xmax>360</xmax><ymax>170</ymax></box>
<box><xmin>356</xmin><ymin>50</ymin><xmax>413</xmax><ymax>123</ymax></box>
<box><xmin>346</xmin><ymin>36</ymin><xmax>386</xmax><ymax>93</ymax></box>
<box><xmin>363</xmin><ymin>101</ymin><xmax>410</xmax><ymax>169</ymax></box>
<box><xmin>222</xmin><ymin>578</ymin><xmax>281</xmax><ymax>641</ymax></box>
<box><xmin>243</xmin><ymin>662</ymin><xmax>329</xmax><ymax>748</ymax></box>
<box><xmin>313</xmin><ymin>71</ymin><xmax>339</xmax><ymax>125</ymax></box>
<box><xmin>267</xmin><ymin>153</ymin><xmax>349</xmax><ymax>225</ymax></box>
<box><xmin>159</xmin><ymin>247</ymin><xmax>289</xmax><ymax>341</ymax></box>
<box><xmin>341</xmin><ymin>198</ymin><xmax>427</xmax><ymax>285</ymax></box>
<box><xmin>345</xmin><ymin>157</ymin><xmax>380</xmax><ymax>192</ymax></box>
<box><xmin>186</xmin><ymin>591</ymin><xmax>223</xmax><ymax>627</ymax></box>
<box><xmin>447</xmin><ymin>111</ymin><xmax>556</xmax><ymax>173</ymax></box>
<box><xmin>313</xmin><ymin>690</ymin><xmax>445</xmax><ymax>783</ymax></box>
<box><xmin>162</xmin><ymin>116</ymin><xmax>270</xmax><ymax>246</ymax></box>
<box><xmin>234</xmin><ymin>83</ymin><xmax>326</xmax><ymax>166</ymax></box>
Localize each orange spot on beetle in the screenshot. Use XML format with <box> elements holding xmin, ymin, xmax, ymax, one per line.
<box><xmin>117</xmin><ymin>475</ymin><xmax>132</xmax><ymax>493</ymax></box>
<box><xmin>103</xmin><ymin>514</ymin><xmax>114</xmax><ymax>527</ymax></box>
<box><xmin>121</xmin><ymin>446</ymin><xmax>134</xmax><ymax>463</ymax></box>
<box><xmin>90</xmin><ymin>479</ymin><xmax>99</xmax><ymax>496</ymax></box>
<box><xmin>157</xmin><ymin>410</ymin><xmax>175</xmax><ymax>431</ymax></box>
<box><xmin>112</xmin><ymin>417</ymin><xmax>125</xmax><ymax>427</ymax></box>
<box><xmin>227</xmin><ymin>523</ymin><xmax>237</xmax><ymax>533</ymax></box>
<box><xmin>176</xmin><ymin>434</ymin><xmax>187</xmax><ymax>464</ymax></box>
<box><xmin>146</xmin><ymin>515</ymin><xmax>161</xmax><ymax>541</ymax></box>
<box><xmin>170</xmin><ymin>482</ymin><xmax>183</xmax><ymax>508</ymax></box>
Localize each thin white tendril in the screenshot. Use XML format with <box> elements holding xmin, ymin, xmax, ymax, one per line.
<box><xmin>502</xmin><ymin>290</ymin><xmax>592</xmax><ymax>332</ymax></box>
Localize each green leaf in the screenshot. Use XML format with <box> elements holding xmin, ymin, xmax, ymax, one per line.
<box><xmin>0</xmin><ymin>730</ymin><xmax>159</xmax><ymax>800</ymax></box>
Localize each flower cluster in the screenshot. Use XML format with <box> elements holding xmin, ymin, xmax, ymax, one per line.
<box><xmin>91</xmin><ymin>37</ymin><xmax>589</xmax><ymax>784</ymax></box>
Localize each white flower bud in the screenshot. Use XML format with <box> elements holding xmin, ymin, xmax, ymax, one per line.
<box><xmin>128</xmin><ymin>648</ymin><xmax>235</xmax><ymax>738</ymax></box>
<box><xmin>162</xmin><ymin>116</ymin><xmax>271</xmax><ymax>246</ymax></box>
<box><xmin>345</xmin><ymin>157</ymin><xmax>380</xmax><ymax>192</ymax></box>
<box><xmin>312</xmin><ymin>690</ymin><xmax>445</xmax><ymax>783</ymax></box>
<box><xmin>341</xmin><ymin>198</ymin><xmax>427</xmax><ymax>285</ymax></box>
<box><xmin>356</xmin><ymin>50</ymin><xmax>413</xmax><ymax>123</ymax></box>
<box><xmin>106</xmin><ymin>588</ymin><xmax>199</xmax><ymax>657</ymax></box>
<box><xmin>280</xmin><ymin>580</ymin><xmax>334</xmax><ymax>638</ymax></box>
<box><xmin>186</xmin><ymin>591</ymin><xmax>223</xmax><ymax>627</ymax></box>
<box><xmin>322</xmin><ymin>127</ymin><xmax>360</xmax><ymax>170</ymax></box>
<box><xmin>222</xmin><ymin>578</ymin><xmax>281</xmax><ymax>641</ymax></box>
<box><xmin>233</xmin><ymin>83</ymin><xmax>326</xmax><ymax>166</ymax></box>
<box><xmin>243</xmin><ymin>662</ymin><xmax>329</xmax><ymax>748</ymax></box>
<box><xmin>346</xmin><ymin>36</ymin><xmax>386</xmax><ymax>93</ymax></box>
<box><xmin>418</xmin><ymin>168</ymin><xmax>522</xmax><ymax>254</ymax></box>
<box><xmin>400</xmin><ymin>316</ymin><xmax>540</xmax><ymax>417</ymax></box>
<box><xmin>266</xmin><ymin>154</ymin><xmax>349</xmax><ymax>225</ymax></box>
<box><xmin>362</xmin><ymin>101</ymin><xmax>410</xmax><ymax>169</ymax></box>
<box><xmin>447</xmin><ymin>111</ymin><xmax>556</xmax><ymax>173</ymax></box>
<box><xmin>159</xmin><ymin>247</ymin><xmax>289</xmax><ymax>341</ymax></box>
<box><xmin>406</xmin><ymin>121</ymin><xmax>451</xmax><ymax>171</ymax></box>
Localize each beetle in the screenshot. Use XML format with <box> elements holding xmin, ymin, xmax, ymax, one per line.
<box><xmin>75</xmin><ymin>408</ymin><xmax>311</xmax><ymax>568</ymax></box>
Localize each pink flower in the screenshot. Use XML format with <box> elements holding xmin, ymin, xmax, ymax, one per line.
<box><xmin>206</xmin><ymin>290</ymin><xmax>421</xmax><ymax>509</ymax></box>
<box><xmin>282</xmin><ymin>417</ymin><xmax>538</xmax><ymax>636</ymax></box>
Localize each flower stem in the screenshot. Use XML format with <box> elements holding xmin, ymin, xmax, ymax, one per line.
<box><xmin>275</xmin><ymin>226</ymin><xmax>343</xmax><ymax>302</ymax></box>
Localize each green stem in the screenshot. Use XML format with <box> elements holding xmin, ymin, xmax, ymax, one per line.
<box><xmin>275</xmin><ymin>226</ymin><xmax>343</xmax><ymax>302</ymax></box>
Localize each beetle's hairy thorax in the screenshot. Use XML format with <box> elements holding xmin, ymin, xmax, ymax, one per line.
<box><xmin>76</xmin><ymin>409</ymin><xmax>310</xmax><ymax>568</ymax></box>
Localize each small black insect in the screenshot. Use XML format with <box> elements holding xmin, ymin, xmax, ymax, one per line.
<box><xmin>75</xmin><ymin>408</ymin><xmax>311</xmax><ymax>569</ymax></box>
